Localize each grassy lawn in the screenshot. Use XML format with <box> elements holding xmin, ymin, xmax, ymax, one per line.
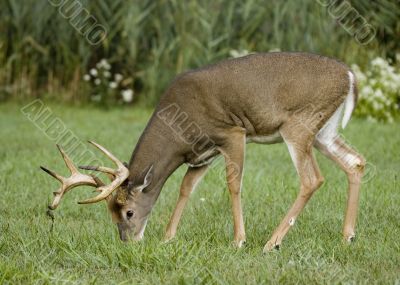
<box><xmin>0</xmin><ymin>102</ymin><xmax>399</xmax><ymax>284</ymax></box>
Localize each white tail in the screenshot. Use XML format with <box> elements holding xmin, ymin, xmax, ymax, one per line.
<box><xmin>342</xmin><ymin>71</ymin><xmax>355</xmax><ymax>129</ymax></box>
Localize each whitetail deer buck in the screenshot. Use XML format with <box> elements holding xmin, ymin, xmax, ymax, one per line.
<box><xmin>42</xmin><ymin>52</ymin><xmax>365</xmax><ymax>252</ymax></box>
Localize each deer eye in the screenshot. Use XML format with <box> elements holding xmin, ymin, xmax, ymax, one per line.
<box><xmin>126</xmin><ymin>210</ymin><xmax>134</xmax><ymax>219</ymax></box>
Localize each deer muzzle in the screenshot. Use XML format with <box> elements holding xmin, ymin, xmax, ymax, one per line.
<box><xmin>117</xmin><ymin>223</ymin><xmax>133</xmax><ymax>242</ymax></box>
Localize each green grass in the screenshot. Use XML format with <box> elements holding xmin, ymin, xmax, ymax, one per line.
<box><xmin>0</xmin><ymin>102</ymin><xmax>399</xmax><ymax>284</ymax></box>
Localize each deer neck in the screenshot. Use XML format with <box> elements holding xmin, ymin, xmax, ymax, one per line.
<box><xmin>127</xmin><ymin>114</ymin><xmax>185</xmax><ymax>192</ymax></box>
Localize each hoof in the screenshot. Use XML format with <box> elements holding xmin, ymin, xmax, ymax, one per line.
<box><xmin>346</xmin><ymin>235</ymin><xmax>356</xmax><ymax>243</ymax></box>
<box><xmin>162</xmin><ymin>235</ymin><xmax>175</xmax><ymax>244</ymax></box>
<box><xmin>233</xmin><ymin>239</ymin><xmax>246</xmax><ymax>248</ymax></box>
<box><xmin>263</xmin><ymin>241</ymin><xmax>280</xmax><ymax>253</ymax></box>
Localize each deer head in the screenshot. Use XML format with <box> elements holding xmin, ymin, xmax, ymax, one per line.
<box><xmin>41</xmin><ymin>141</ymin><xmax>153</xmax><ymax>241</ymax></box>
<box><xmin>102</xmin><ymin>164</ymin><xmax>154</xmax><ymax>241</ymax></box>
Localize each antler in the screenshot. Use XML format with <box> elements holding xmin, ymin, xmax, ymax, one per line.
<box><xmin>78</xmin><ymin>141</ymin><xmax>129</xmax><ymax>204</ymax></box>
<box><xmin>41</xmin><ymin>142</ymin><xmax>129</xmax><ymax>209</ymax></box>
<box><xmin>40</xmin><ymin>145</ymin><xmax>98</xmax><ymax>209</ymax></box>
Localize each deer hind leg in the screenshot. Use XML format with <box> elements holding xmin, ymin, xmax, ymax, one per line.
<box><xmin>264</xmin><ymin>131</ymin><xmax>324</xmax><ymax>252</ymax></box>
<box><xmin>315</xmin><ymin>136</ymin><xmax>365</xmax><ymax>242</ymax></box>
<box><xmin>164</xmin><ymin>165</ymin><xmax>209</xmax><ymax>241</ymax></box>
<box><xmin>219</xmin><ymin>128</ymin><xmax>246</xmax><ymax>248</ymax></box>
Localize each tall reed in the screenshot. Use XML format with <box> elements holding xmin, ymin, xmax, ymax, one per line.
<box><xmin>0</xmin><ymin>0</ymin><xmax>398</xmax><ymax>105</ymax></box>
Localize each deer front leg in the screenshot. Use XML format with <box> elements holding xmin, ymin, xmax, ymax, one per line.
<box><xmin>219</xmin><ymin>128</ymin><xmax>246</xmax><ymax>248</ymax></box>
<box><xmin>264</xmin><ymin>140</ymin><xmax>324</xmax><ymax>252</ymax></box>
<box><xmin>164</xmin><ymin>165</ymin><xmax>209</xmax><ymax>241</ymax></box>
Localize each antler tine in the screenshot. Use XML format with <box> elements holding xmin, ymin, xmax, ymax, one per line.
<box><xmin>79</xmin><ymin>165</ymin><xmax>116</xmax><ymax>175</ymax></box>
<box><xmin>56</xmin><ymin>144</ymin><xmax>78</xmax><ymax>174</ymax></box>
<box><xmin>40</xmin><ymin>166</ymin><xmax>63</xmax><ymax>182</ymax></box>
<box><xmin>49</xmin><ymin>185</ymin><xmax>66</xmax><ymax>210</ymax></box>
<box><xmin>88</xmin><ymin>141</ymin><xmax>125</xmax><ymax>169</ymax></box>
<box><xmin>91</xmin><ymin>175</ymin><xmax>105</xmax><ymax>187</ymax></box>
<box><xmin>90</xmin><ymin>175</ymin><xmax>113</xmax><ymax>203</ymax></box>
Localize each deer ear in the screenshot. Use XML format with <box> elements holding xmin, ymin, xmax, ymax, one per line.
<box><xmin>132</xmin><ymin>165</ymin><xmax>153</xmax><ymax>193</ymax></box>
<box><xmin>142</xmin><ymin>165</ymin><xmax>153</xmax><ymax>189</ymax></box>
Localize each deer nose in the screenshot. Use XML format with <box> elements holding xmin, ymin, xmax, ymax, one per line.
<box><xmin>117</xmin><ymin>223</ymin><xmax>128</xmax><ymax>241</ymax></box>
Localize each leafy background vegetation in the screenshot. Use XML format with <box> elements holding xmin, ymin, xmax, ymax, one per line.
<box><xmin>0</xmin><ymin>0</ymin><xmax>399</xmax><ymax>106</ymax></box>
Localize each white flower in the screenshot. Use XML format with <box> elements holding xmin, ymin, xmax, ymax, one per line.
<box><xmin>83</xmin><ymin>74</ymin><xmax>91</xmax><ymax>81</ymax></box>
<box><xmin>371</xmin><ymin>57</ymin><xmax>387</xmax><ymax>68</ymax></box>
<box><xmin>98</xmin><ymin>59</ymin><xmax>107</xmax><ymax>67</ymax></box>
<box><xmin>102</xmin><ymin>59</ymin><xmax>111</xmax><ymax>70</ymax></box>
<box><xmin>361</xmin><ymin>86</ymin><xmax>373</xmax><ymax>96</ymax></box>
<box><xmin>114</xmin><ymin>73</ymin><xmax>123</xmax><ymax>82</ymax></box>
<box><xmin>90</xmin><ymin>68</ymin><xmax>98</xmax><ymax>76</ymax></box>
<box><xmin>94</xmin><ymin>78</ymin><xmax>101</xmax><ymax>85</ymax></box>
<box><xmin>109</xmin><ymin>82</ymin><xmax>118</xmax><ymax>89</ymax></box>
<box><xmin>351</xmin><ymin>64</ymin><xmax>366</xmax><ymax>83</ymax></box>
<box><xmin>200</xmin><ymin>198</ymin><xmax>206</xmax><ymax>202</ymax></box>
<box><xmin>375</xmin><ymin>89</ymin><xmax>384</xmax><ymax>99</ymax></box>
<box><xmin>97</xmin><ymin>59</ymin><xmax>111</xmax><ymax>70</ymax></box>
<box><xmin>103</xmin><ymin>71</ymin><xmax>111</xmax><ymax>78</ymax></box>
<box><xmin>121</xmin><ymin>89</ymin><xmax>134</xmax><ymax>102</ymax></box>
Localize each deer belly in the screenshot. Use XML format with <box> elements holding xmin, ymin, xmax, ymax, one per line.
<box><xmin>246</xmin><ymin>131</ymin><xmax>283</xmax><ymax>144</ymax></box>
<box><xmin>186</xmin><ymin>148</ymin><xmax>219</xmax><ymax>168</ymax></box>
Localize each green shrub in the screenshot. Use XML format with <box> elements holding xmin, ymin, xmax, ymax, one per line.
<box><xmin>352</xmin><ymin>57</ymin><xmax>400</xmax><ymax>122</ymax></box>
